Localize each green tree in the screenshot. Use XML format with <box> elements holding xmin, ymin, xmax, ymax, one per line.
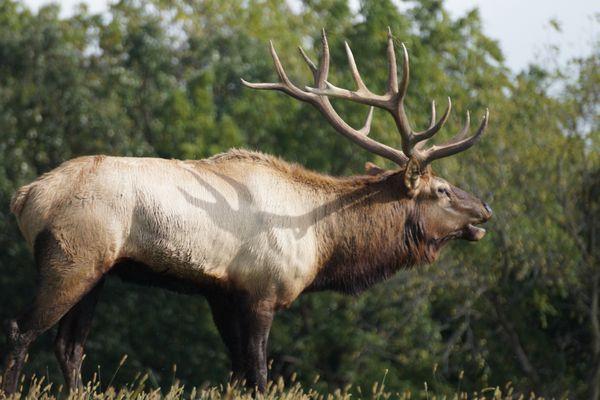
<box><xmin>0</xmin><ymin>0</ymin><xmax>598</xmax><ymax>397</ymax></box>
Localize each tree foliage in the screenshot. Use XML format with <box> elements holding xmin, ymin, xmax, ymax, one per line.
<box><xmin>0</xmin><ymin>1</ymin><xmax>597</xmax><ymax>398</ymax></box>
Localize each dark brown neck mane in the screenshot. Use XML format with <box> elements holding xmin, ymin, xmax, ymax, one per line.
<box><xmin>306</xmin><ymin>172</ymin><xmax>438</xmax><ymax>295</ymax></box>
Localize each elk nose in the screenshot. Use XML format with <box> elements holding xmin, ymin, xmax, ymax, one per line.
<box><xmin>483</xmin><ymin>202</ymin><xmax>493</xmax><ymax>218</ymax></box>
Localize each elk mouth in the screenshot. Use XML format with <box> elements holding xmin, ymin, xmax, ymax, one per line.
<box><xmin>462</xmin><ymin>223</ymin><xmax>486</xmax><ymax>241</ymax></box>
<box><xmin>437</xmin><ymin>223</ymin><xmax>487</xmax><ymax>244</ymax></box>
<box><xmin>433</xmin><ymin>223</ymin><xmax>487</xmax><ymax>247</ymax></box>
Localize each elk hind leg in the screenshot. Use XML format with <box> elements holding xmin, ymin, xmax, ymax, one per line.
<box><xmin>1</xmin><ymin>230</ymin><xmax>104</xmax><ymax>394</ymax></box>
<box><xmin>54</xmin><ymin>279</ymin><xmax>104</xmax><ymax>391</ymax></box>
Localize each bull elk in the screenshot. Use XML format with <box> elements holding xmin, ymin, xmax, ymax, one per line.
<box><xmin>2</xmin><ymin>29</ymin><xmax>491</xmax><ymax>394</ymax></box>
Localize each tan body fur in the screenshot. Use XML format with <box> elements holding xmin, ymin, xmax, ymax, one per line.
<box><xmin>11</xmin><ymin>150</ymin><xmax>382</xmax><ymax>307</ymax></box>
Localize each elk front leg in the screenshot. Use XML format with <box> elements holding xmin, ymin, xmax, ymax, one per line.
<box><xmin>239</xmin><ymin>299</ymin><xmax>274</xmax><ymax>392</ymax></box>
<box><xmin>207</xmin><ymin>292</ymin><xmax>244</xmax><ymax>381</ymax></box>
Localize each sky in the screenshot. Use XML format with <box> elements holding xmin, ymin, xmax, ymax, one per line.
<box><xmin>22</xmin><ymin>0</ymin><xmax>599</xmax><ymax>72</ymax></box>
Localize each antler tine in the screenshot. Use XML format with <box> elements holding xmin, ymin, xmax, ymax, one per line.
<box><xmin>386</xmin><ymin>27</ymin><xmax>398</xmax><ymax>94</ymax></box>
<box><xmin>414</xmin><ymin>100</ymin><xmax>436</xmax><ymax>151</ymax></box>
<box><xmin>344</xmin><ymin>41</ymin><xmax>369</xmax><ymax>93</ymax></box>
<box><xmin>358</xmin><ymin>106</ymin><xmax>375</xmax><ymax>136</ymax></box>
<box><xmin>413</xmin><ymin>97</ymin><xmax>452</xmax><ymax>142</ymax></box>
<box><xmin>421</xmin><ymin>109</ymin><xmax>488</xmax><ymax>163</ymax></box>
<box><xmin>398</xmin><ymin>42</ymin><xmax>409</xmax><ymax>100</ymax></box>
<box><xmin>428</xmin><ymin>100</ymin><xmax>436</xmax><ymax>129</ymax></box>
<box><xmin>298</xmin><ymin>46</ymin><xmax>318</xmax><ymax>80</ymax></box>
<box><xmin>317</xmin><ymin>29</ymin><xmax>330</xmax><ymax>88</ymax></box>
<box><xmin>240</xmin><ymin>79</ymin><xmax>282</xmax><ymax>91</ymax></box>
<box><xmin>448</xmin><ymin>111</ymin><xmax>471</xmax><ymax>144</ymax></box>
<box><xmin>241</xmin><ymin>41</ymin><xmax>313</xmax><ymax>102</ymax></box>
<box><xmin>391</xmin><ymin>41</ymin><xmax>415</xmax><ymax>156</ymax></box>
<box><xmin>269</xmin><ymin>40</ymin><xmax>293</xmax><ymax>86</ymax></box>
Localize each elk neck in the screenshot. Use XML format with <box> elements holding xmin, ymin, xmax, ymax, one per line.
<box><xmin>306</xmin><ymin>171</ymin><xmax>437</xmax><ymax>295</ymax></box>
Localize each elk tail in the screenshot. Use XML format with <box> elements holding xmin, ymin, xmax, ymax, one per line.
<box><xmin>10</xmin><ymin>184</ymin><xmax>34</xmax><ymax>217</ymax></box>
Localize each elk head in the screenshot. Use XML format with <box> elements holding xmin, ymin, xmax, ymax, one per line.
<box><xmin>242</xmin><ymin>29</ymin><xmax>492</xmax><ymax>247</ymax></box>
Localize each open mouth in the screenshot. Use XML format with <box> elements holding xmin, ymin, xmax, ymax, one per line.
<box><xmin>462</xmin><ymin>223</ymin><xmax>486</xmax><ymax>241</ymax></box>
<box><xmin>435</xmin><ymin>222</ymin><xmax>488</xmax><ymax>246</ymax></box>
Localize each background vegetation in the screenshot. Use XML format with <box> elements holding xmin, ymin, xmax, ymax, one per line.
<box><xmin>0</xmin><ymin>0</ymin><xmax>598</xmax><ymax>398</ymax></box>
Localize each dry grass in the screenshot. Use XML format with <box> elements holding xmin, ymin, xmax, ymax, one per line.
<box><xmin>0</xmin><ymin>373</ymin><xmax>547</xmax><ymax>400</ymax></box>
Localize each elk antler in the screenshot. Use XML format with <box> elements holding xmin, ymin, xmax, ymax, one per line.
<box><xmin>242</xmin><ymin>29</ymin><xmax>489</xmax><ymax>168</ymax></box>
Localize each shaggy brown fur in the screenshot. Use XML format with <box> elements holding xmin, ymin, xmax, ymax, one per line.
<box><xmin>307</xmin><ymin>171</ymin><xmax>438</xmax><ymax>294</ymax></box>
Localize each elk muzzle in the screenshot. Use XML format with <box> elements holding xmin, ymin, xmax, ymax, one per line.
<box><xmin>462</xmin><ymin>201</ymin><xmax>492</xmax><ymax>241</ymax></box>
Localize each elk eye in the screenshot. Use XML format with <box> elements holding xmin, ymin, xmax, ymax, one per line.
<box><xmin>437</xmin><ymin>187</ymin><xmax>451</xmax><ymax>198</ymax></box>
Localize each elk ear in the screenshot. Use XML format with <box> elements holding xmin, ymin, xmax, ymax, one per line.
<box><xmin>364</xmin><ymin>162</ymin><xmax>385</xmax><ymax>176</ymax></box>
<box><xmin>403</xmin><ymin>157</ymin><xmax>422</xmax><ymax>197</ymax></box>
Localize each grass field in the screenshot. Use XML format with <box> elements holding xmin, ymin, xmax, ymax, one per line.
<box><xmin>0</xmin><ymin>374</ymin><xmax>545</xmax><ymax>400</ymax></box>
